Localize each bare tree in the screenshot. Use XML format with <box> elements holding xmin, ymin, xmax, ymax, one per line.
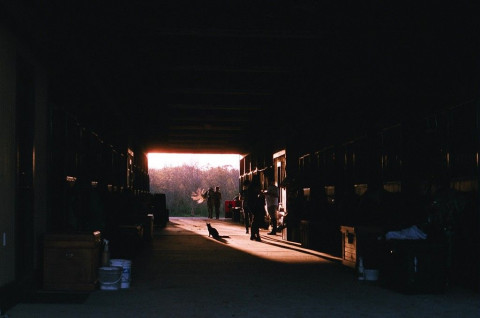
<box><xmin>149</xmin><ymin>164</ymin><xmax>239</xmax><ymax>217</ymax></box>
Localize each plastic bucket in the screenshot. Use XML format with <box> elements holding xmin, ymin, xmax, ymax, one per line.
<box><xmin>98</xmin><ymin>266</ymin><xmax>122</xmax><ymax>290</ymax></box>
<box><xmin>110</xmin><ymin>259</ymin><xmax>132</xmax><ymax>288</ymax></box>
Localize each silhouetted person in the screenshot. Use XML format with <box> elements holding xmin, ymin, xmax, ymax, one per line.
<box><xmin>206</xmin><ymin>187</ymin><xmax>215</xmax><ymax>218</ymax></box>
<box><xmin>250</xmin><ymin>184</ymin><xmax>265</xmax><ymax>242</ymax></box>
<box><xmin>241</xmin><ymin>180</ymin><xmax>254</xmax><ymax>234</ymax></box>
<box><xmin>213</xmin><ymin>186</ymin><xmax>222</xmax><ymax>219</ymax></box>
<box><xmin>265</xmin><ymin>182</ymin><xmax>279</xmax><ymax>235</ymax></box>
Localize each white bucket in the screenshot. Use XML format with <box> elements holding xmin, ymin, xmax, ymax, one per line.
<box><xmin>110</xmin><ymin>259</ymin><xmax>132</xmax><ymax>288</ymax></box>
<box><xmin>98</xmin><ymin>266</ymin><xmax>122</xmax><ymax>290</ymax></box>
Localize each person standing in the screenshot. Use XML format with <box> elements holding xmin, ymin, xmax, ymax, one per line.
<box><xmin>250</xmin><ymin>182</ymin><xmax>264</xmax><ymax>242</ymax></box>
<box><xmin>241</xmin><ymin>180</ymin><xmax>253</xmax><ymax>234</ymax></box>
<box><xmin>213</xmin><ymin>186</ymin><xmax>222</xmax><ymax>219</ymax></box>
<box><xmin>206</xmin><ymin>187</ymin><xmax>215</xmax><ymax>219</ymax></box>
<box><xmin>265</xmin><ymin>182</ymin><xmax>279</xmax><ymax>235</ymax></box>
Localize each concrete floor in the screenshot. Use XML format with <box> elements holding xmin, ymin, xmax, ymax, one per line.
<box><xmin>5</xmin><ymin>217</ymin><xmax>480</xmax><ymax>318</ymax></box>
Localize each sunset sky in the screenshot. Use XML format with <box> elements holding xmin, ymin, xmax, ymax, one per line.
<box><xmin>147</xmin><ymin>153</ymin><xmax>240</xmax><ymax>170</ymax></box>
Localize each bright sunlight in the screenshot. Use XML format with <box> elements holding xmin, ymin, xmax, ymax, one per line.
<box><xmin>147</xmin><ymin>153</ymin><xmax>240</xmax><ymax>170</ymax></box>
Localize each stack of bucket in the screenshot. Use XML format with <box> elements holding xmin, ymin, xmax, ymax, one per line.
<box><xmin>98</xmin><ymin>259</ymin><xmax>132</xmax><ymax>290</ymax></box>
<box><xmin>98</xmin><ymin>266</ymin><xmax>122</xmax><ymax>290</ymax></box>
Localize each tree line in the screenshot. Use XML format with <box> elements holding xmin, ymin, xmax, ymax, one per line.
<box><xmin>149</xmin><ymin>164</ymin><xmax>240</xmax><ymax>217</ymax></box>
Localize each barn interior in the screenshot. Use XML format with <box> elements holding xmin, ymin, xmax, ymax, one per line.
<box><xmin>1</xmin><ymin>1</ymin><xmax>479</xmax><ymax>313</ymax></box>
<box><xmin>16</xmin><ymin>1</ymin><xmax>480</xmax><ymax>155</ymax></box>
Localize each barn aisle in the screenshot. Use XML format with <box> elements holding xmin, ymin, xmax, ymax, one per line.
<box><xmin>6</xmin><ymin>217</ymin><xmax>479</xmax><ymax>317</ymax></box>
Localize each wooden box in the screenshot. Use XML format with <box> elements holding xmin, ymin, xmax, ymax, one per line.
<box><xmin>340</xmin><ymin>225</ymin><xmax>385</xmax><ymax>269</ymax></box>
<box><xmin>43</xmin><ymin>231</ymin><xmax>101</xmax><ymax>291</ymax></box>
<box><xmin>340</xmin><ymin>225</ymin><xmax>356</xmax><ymax>268</ymax></box>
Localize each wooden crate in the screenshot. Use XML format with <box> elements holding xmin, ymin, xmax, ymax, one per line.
<box><xmin>340</xmin><ymin>226</ymin><xmax>356</xmax><ymax>268</ymax></box>
<box><xmin>43</xmin><ymin>231</ymin><xmax>101</xmax><ymax>291</ymax></box>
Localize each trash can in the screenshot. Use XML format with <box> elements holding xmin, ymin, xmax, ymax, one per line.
<box><xmin>232</xmin><ymin>207</ymin><xmax>241</xmax><ymax>222</ymax></box>
<box><xmin>224</xmin><ymin>200</ymin><xmax>235</xmax><ymax>218</ymax></box>
<box><xmin>380</xmin><ymin>239</ymin><xmax>448</xmax><ymax>294</ymax></box>
<box><xmin>144</xmin><ymin>214</ymin><xmax>154</xmax><ymax>242</ymax></box>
